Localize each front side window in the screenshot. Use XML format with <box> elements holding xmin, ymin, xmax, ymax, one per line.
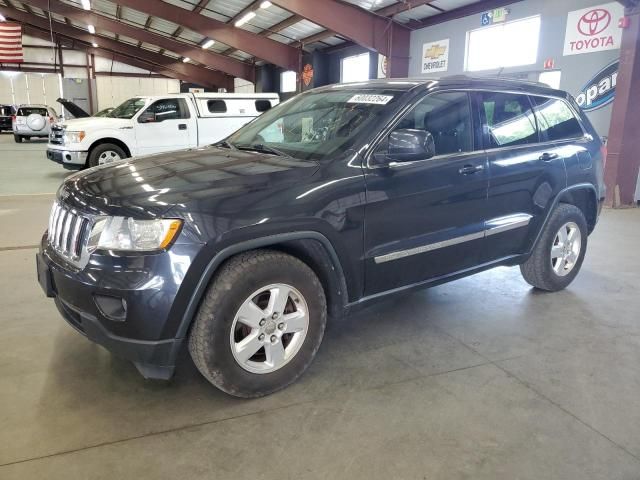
<box><xmin>139</xmin><ymin>98</ymin><xmax>189</xmax><ymax>122</ymax></box>
<box><xmin>228</xmin><ymin>89</ymin><xmax>404</xmax><ymax>161</ymax></box>
<box><xmin>530</xmin><ymin>96</ymin><xmax>583</xmax><ymax>142</ymax></box>
<box><xmin>480</xmin><ymin>92</ymin><xmax>537</xmax><ymax>148</ymax></box>
<box><xmin>394</xmin><ymin>91</ymin><xmax>473</xmax><ymax>156</ymax></box>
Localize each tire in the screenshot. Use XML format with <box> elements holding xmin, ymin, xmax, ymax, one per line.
<box><xmin>189</xmin><ymin>249</ymin><xmax>327</xmax><ymax>398</ymax></box>
<box><xmin>520</xmin><ymin>203</ymin><xmax>588</xmax><ymax>292</ymax></box>
<box><xmin>13</xmin><ymin>134</ymin><xmax>22</xmax><ymax>143</ymax></box>
<box><xmin>88</xmin><ymin>143</ymin><xmax>127</xmax><ymax>168</ymax></box>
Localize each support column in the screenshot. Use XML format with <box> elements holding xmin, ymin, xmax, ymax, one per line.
<box><xmin>604</xmin><ymin>3</ymin><xmax>640</xmax><ymax>206</ymax></box>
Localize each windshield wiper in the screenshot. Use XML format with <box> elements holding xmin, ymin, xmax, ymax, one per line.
<box><xmin>235</xmin><ymin>143</ymin><xmax>290</xmax><ymax>158</ymax></box>
<box><xmin>215</xmin><ymin>140</ymin><xmax>237</xmax><ymax>150</ymax></box>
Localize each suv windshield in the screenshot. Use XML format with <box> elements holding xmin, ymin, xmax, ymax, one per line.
<box><xmin>106</xmin><ymin>98</ymin><xmax>147</xmax><ymax>119</ymax></box>
<box><xmin>17</xmin><ymin>107</ymin><xmax>48</xmax><ymax>116</ymax></box>
<box><xmin>227</xmin><ymin>89</ymin><xmax>404</xmax><ymax>161</ymax></box>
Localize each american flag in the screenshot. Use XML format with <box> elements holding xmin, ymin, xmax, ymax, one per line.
<box><xmin>0</xmin><ymin>23</ymin><xmax>24</xmax><ymax>63</ymax></box>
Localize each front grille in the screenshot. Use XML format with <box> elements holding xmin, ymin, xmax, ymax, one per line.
<box><xmin>50</xmin><ymin>125</ymin><xmax>64</xmax><ymax>145</ymax></box>
<box><xmin>48</xmin><ymin>201</ymin><xmax>91</xmax><ymax>262</ymax></box>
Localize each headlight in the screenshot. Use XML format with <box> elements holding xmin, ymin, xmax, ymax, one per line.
<box><xmin>87</xmin><ymin>217</ymin><xmax>182</xmax><ymax>252</ymax></box>
<box><xmin>63</xmin><ymin>131</ymin><xmax>85</xmax><ymax>144</ymax></box>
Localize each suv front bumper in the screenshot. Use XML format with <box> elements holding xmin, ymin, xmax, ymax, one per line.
<box><xmin>46</xmin><ymin>148</ymin><xmax>87</xmax><ymax>170</ymax></box>
<box><xmin>36</xmin><ymin>235</ymin><xmax>201</xmax><ymax>379</ymax></box>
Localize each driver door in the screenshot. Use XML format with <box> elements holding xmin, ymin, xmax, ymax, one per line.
<box><xmin>135</xmin><ymin>98</ymin><xmax>195</xmax><ymax>155</ymax></box>
<box><xmin>363</xmin><ymin>91</ymin><xmax>489</xmax><ymax>296</ymax></box>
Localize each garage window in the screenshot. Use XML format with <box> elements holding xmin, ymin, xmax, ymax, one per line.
<box><xmin>281</xmin><ymin>71</ymin><xmax>296</xmax><ymax>93</ymax></box>
<box><xmin>341</xmin><ymin>53</ymin><xmax>370</xmax><ymax>83</ymax></box>
<box><xmin>207</xmin><ymin>99</ymin><xmax>227</xmax><ymax>113</ymax></box>
<box><xmin>465</xmin><ymin>16</ymin><xmax>541</xmax><ymax>72</ymax></box>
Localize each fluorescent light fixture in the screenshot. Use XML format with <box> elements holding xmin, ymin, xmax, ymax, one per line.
<box><xmin>91</xmin><ymin>42</ymin><xmax>98</xmax><ymax>48</ymax></box>
<box><xmin>235</xmin><ymin>11</ymin><xmax>256</xmax><ymax>27</ymax></box>
<box><xmin>201</xmin><ymin>38</ymin><xmax>215</xmax><ymax>49</ymax></box>
<box><xmin>81</xmin><ymin>0</ymin><xmax>91</xmax><ymax>10</ymax></box>
<box><xmin>0</xmin><ymin>13</ymin><xmax>6</xmax><ymax>21</ymax></box>
<box><xmin>182</xmin><ymin>57</ymin><xmax>190</xmax><ymax>63</ymax></box>
<box><xmin>87</xmin><ymin>24</ymin><xmax>95</xmax><ymax>34</ymax></box>
<box><xmin>260</xmin><ymin>1</ymin><xmax>272</xmax><ymax>8</ymax></box>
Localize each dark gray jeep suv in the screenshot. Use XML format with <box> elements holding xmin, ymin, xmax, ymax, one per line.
<box><xmin>36</xmin><ymin>77</ymin><xmax>605</xmax><ymax>397</ymax></box>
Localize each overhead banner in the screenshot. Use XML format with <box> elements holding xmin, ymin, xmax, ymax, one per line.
<box><xmin>563</xmin><ymin>2</ymin><xmax>624</xmax><ymax>56</ymax></box>
<box><xmin>576</xmin><ymin>60</ymin><xmax>619</xmax><ymax>112</ymax></box>
<box><xmin>0</xmin><ymin>23</ymin><xmax>24</xmax><ymax>63</ymax></box>
<box><xmin>421</xmin><ymin>39</ymin><xmax>449</xmax><ymax>74</ymax></box>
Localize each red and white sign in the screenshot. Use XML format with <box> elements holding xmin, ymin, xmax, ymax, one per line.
<box><xmin>563</xmin><ymin>2</ymin><xmax>624</xmax><ymax>56</ymax></box>
<box><xmin>0</xmin><ymin>23</ymin><xmax>24</xmax><ymax>63</ymax></box>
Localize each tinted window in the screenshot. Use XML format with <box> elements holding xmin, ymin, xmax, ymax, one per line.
<box><xmin>530</xmin><ymin>96</ymin><xmax>583</xmax><ymax>142</ymax></box>
<box><xmin>0</xmin><ymin>106</ymin><xmax>14</xmax><ymax>116</ymax></box>
<box><xmin>255</xmin><ymin>100</ymin><xmax>272</xmax><ymax>112</ymax></box>
<box><xmin>207</xmin><ymin>100</ymin><xmax>227</xmax><ymax>113</ymax></box>
<box><xmin>480</xmin><ymin>92</ymin><xmax>537</xmax><ymax>148</ymax></box>
<box><xmin>143</xmin><ymin>98</ymin><xmax>189</xmax><ymax>121</ymax></box>
<box><xmin>395</xmin><ymin>91</ymin><xmax>473</xmax><ymax>156</ymax></box>
<box><xmin>17</xmin><ymin>107</ymin><xmax>48</xmax><ymax>116</ymax></box>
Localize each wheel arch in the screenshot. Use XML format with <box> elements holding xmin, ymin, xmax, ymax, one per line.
<box><xmin>174</xmin><ymin>231</ymin><xmax>349</xmax><ymax>341</ymax></box>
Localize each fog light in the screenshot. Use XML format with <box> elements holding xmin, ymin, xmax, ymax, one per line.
<box><xmin>94</xmin><ymin>294</ymin><xmax>127</xmax><ymax>322</ymax></box>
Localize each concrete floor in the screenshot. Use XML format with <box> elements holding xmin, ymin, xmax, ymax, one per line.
<box><xmin>1</xmin><ymin>132</ymin><xmax>639</xmax><ymax>479</ymax></box>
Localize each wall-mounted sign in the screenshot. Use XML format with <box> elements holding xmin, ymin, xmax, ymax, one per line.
<box><xmin>189</xmin><ymin>88</ymin><xmax>205</xmax><ymax>93</ymax></box>
<box><xmin>481</xmin><ymin>7</ymin><xmax>508</xmax><ymax>26</ymax></box>
<box><xmin>421</xmin><ymin>39</ymin><xmax>449</xmax><ymax>74</ymax></box>
<box><xmin>301</xmin><ymin>64</ymin><xmax>314</xmax><ymax>87</ymax></box>
<box><xmin>377</xmin><ymin>54</ymin><xmax>387</xmax><ymax>79</ymax></box>
<box><xmin>563</xmin><ymin>2</ymin><xmax>624</xmax><ymax>56</ymax></box>
<box><xmin>576</xmin><ymin>60</ymin><xmax>619</xmax><ymax>111</ymax></box>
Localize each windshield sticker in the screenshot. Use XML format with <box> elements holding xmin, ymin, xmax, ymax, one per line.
<box><xmin>347</xmin><ymin>94</ymin><xmax>394</xmax><ymax>105</ymax></box>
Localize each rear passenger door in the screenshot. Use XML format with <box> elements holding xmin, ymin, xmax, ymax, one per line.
<box><xmin>478</xmin><ymin>91</ymin><xmax>568</xmax><ymax>263</ymax></box>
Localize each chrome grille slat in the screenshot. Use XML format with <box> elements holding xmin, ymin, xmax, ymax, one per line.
<box><xmin>47</xmin><ymin>201</ymin><xmax>93</xmax><ymax>265</ymax></box>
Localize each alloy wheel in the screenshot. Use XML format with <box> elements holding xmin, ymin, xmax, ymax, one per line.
<box><xmin>550</xmin><ymin>221</ymin><xmax>582</xmax><ymax>277</ymax></box>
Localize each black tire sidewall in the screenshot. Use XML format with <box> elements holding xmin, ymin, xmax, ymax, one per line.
<box><xmin>194</xmin><ymin>255</ymin><xmax>326</xmax><ymax>397</ymax></box>
<box><xmin>538</xmin><ymin>205</ymin><xmax>588</xmax><ymax>290</ymax></box>
<box><xmin>88</xmin><ymin>143</ymin><xmax>127</xmax><ymax>168</ymax></box>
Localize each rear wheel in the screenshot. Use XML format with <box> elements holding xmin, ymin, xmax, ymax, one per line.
<box><xmin>520</xmin><ymin>203</ymin><xmax>588</xmax><ymax>291</ymax></box>
<box><xmin>13</xmin><ymin>134</ymin><xmax>22</xmax><ymax>143</ymax></box>
<box><xmin>189</xmin><ymin>250</ymin><xmax>327</xmax><ymax>398</ymax></box>
<box><xmin>88</xmin><ymin>143</ymin><xmax>126</xmax><ymax>168</ymax></box>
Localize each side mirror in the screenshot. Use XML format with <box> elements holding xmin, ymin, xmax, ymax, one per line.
<box><xmin>138</xmin><ymin>111</ymin><xmax>156</xmax><ymax>123</ymax></box>
<box><xmin>374</xmin><ymin>129</ymin><xmax>436</xmax><ymax>165</ymax></box>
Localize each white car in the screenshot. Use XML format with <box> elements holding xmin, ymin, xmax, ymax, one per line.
<box><xmin>46</xmin><ymin>92</ymin><xmax>280</xmax><ymax>169</ymax></box>
<box><xmin>13</xmin><ymin>104</ymin><xmax>59</xmax><ymax>143</ymax></box>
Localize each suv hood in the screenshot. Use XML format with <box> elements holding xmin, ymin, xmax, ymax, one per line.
<box><xmin>59</xmin><ymin>146</ymin><xmax>320</xmax><ymax>217</ymax></box>
<box><xmin>57</xmin><ymin>98</ymin><xmax>90</xmax><ymax>118</ymax></box>
<box><xmin>60</xmin><ymin>117</ymin><xmax>133</xmax><ymax>131</ymax></box>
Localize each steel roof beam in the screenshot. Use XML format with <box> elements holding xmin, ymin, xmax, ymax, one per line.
<box><xmin>22</xmin><ymin>0</ymin><xmax>254</xmax><ymax>81</ymax></box>
<box><xmin>1</xmin><ymin>5</ymin><xmax>228</xmax><ymax>88</ymax></box>
<box><xmin>114</xmin><ymin>0</ymin><xmax>300</xmax><ymax>71</ymax></box>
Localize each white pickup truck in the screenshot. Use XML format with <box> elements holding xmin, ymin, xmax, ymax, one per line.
<box><xmin>46</xmin><ymin>92</ymin><xmax>280</xmax><ymax>169</ymax></box>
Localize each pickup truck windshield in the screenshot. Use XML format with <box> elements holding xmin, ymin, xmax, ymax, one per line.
<box><xmin>106</xmin><ymin>98</ymin><xmax>147</xmax><ymax>119</ymax></box>
<box><xmin>227</xmin><ymin>89</ymin><xmax>404</xmax><ymax>161</ymax></box>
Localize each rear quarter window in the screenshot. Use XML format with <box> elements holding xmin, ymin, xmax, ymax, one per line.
<box><xmin>530</xmin><ymin>96</ymin><xmax>584</xmax><ymax>142</ymax></box>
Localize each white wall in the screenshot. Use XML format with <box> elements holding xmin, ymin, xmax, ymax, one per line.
<box><xmin>95</xmin><ymin>76</ymin><xmax>180</xmax><ymax>110</ymax></box>
<box><xmin>0</xmin><ymin>72</ymin><xmax>62</xmax><ymax>111</ymax></box>
<box><xmin>234</xmin><ymin>77</ymin><xmax>255</xmax><ymax>93</ymax></box>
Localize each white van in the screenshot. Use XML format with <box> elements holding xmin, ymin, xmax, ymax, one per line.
<box><xmin>46</xmin><ymin>92</ymin><xmax>279</xmax><ymax>169</ymax></box>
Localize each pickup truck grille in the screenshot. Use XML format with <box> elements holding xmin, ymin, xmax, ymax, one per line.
<box><xmin>49</xmin><ymin>125</ymin><xmax>64</xmax><ymax>145</ymax></box>
<box><xmin>48</xmin><ymin>201</ymin><xmax>91</xmax><ymax>262</ymax></box>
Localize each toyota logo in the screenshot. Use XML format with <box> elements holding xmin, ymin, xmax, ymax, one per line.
<box><xmin>578</xmin><ymin>8</ymin><xmax>611</xmax><ymax>36</ymax></box>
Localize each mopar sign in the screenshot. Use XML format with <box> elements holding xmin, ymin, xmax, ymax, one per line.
<box><xmin>576</xmin><ymin>60</ymin><xmax>619</xmax><ymax>112</ymax></box>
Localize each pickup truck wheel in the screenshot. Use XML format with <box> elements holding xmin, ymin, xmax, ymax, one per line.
<box><xmin>520</xmin><ymin>204</ymin><xmax>587</xmax><ymax>292</ymax></box>
<box><xmin>88</xmin><ymin>143</ymin><xmax>126</xmax><ymax>168</ymax></box>
<box><xmin>188</xmin><ymin>250</ymin><xmax>327</xmax><ymax>398</ymax></box>
<box><xmin>13</xmin><ymin>134</ymin><xmax>22</xmax><ymax>143</ymax></box>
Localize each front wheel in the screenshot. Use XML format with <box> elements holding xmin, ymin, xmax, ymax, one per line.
<box><xmin>189</xmin><ymin>250</ymin><xmax>327</xmax><ymax>398</ymax></box>
<box><xmin>520</xmin><ymin>203</ymin><xmax>588</xmax><ymax>292</ymax></box>
<box><xmin>87</xmin><ymin>143</ymin><xmax>127</xmax><ymax>168</ymax></box>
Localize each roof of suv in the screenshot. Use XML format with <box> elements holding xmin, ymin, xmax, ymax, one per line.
<box><xmin>313</xmin><ymin>75</ymin><xmax>566</xmax><ymax>97</ymax></box>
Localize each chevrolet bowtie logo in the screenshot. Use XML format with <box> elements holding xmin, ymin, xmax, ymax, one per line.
<box><xmin>424</xmin><ymin>44</ymin><xmax>446</xmax><ymax>60</ymax></box>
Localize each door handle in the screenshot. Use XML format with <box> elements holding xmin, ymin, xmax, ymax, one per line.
<box><xmin>178</xmin><ymin>123</ymin><xmax>187</xmax><ymax>130</ymax></box>
<box><xmin>458</xmin><ymin>164</ymin><xmax>484</xmax><ymax>175</ymax></box>
<box><xmin>539</xmin><ymin>152</ymin><xmax>559</xmax><ymax>162</ymax></box>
